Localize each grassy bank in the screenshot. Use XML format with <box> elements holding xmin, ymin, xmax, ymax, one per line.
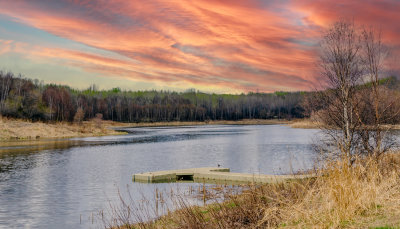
<box><xmin>0</xmin><ymin>118</ymin><xmax>288</xmax><ymax>141</ymax></box>
<box><xmin>107</xmin><ymin>154</ymin><xmax>400</xmax><ymax>228</ymax></box>
<box><xmin>288</xmin><ymin>118</ymin><xmax>400</xmax><ymax>130</ymax></box>
<box><xmin>118</xmin><ymin>119</ymin><xmax>288</xmax><ymax>128</ymax></box>
<box><xmin>0</xmin><ymin>116</ymin><xmax>126</xmax><ymax>140</ymax></box>
<box><xmin>288</xmin><ymin>118</ymin><xmax>323</xmax><ymax>129</ymax></box>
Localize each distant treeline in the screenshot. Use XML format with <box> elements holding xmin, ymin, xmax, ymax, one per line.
<box><xmin>0</xmin><ymin>71</ymin><xmax>306</xmax><ymax>122</ymax></box>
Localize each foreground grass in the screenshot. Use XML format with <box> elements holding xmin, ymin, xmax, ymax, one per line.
<box><xmin>108</xmin><ymin>154</ymin><xmax>400</xmax><ymax>228</ymax></box>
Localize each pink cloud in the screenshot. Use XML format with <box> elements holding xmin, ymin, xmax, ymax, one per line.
<box><xmin>0</xmin><ymin>0</ymin><xmax>399</xmax><ymax>92</ymax></box>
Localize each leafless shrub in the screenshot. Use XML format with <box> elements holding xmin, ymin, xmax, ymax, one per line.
<box><xmin>73</xmin><ymin>107</ymin><xmax>85</xmax><ymax>124</ymax></box>
<box><xmin>94</xmin><ymin>113</ymin><xmax>103</xmax><ymax>129</ymax></box>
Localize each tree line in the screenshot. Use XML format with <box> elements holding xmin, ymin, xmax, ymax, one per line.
<box><xmin>0</xmin><ymin>71</ymin><xmax>307</xmax><ymax>123</ymax></box>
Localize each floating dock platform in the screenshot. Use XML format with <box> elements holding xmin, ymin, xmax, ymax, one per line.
<box><xmin>133</xmin><ymin>167</ymin><xmax>314</xmax><ymax>184</ymax></box>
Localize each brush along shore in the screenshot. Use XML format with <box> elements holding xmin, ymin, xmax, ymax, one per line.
<box><xmin>289</xmin><ymin>118</ymin><xmax>400</xmax><ymax>130</ymax></box>
<box><xmin>108</xmin><ymin>154</ymin><xmax>400</xmax><ymax>229</ymax></box>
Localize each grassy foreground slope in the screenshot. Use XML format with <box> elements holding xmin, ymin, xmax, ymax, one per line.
<box><xmin>107</xmin><ymin>154</ymin><xmax>400</xmax><ymax>229</ymax></box>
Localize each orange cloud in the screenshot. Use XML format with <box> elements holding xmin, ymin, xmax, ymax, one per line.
<box><xmin>293</xmin><ymin>1</ymin><xmax>400</xmax><ymax>43</ymax></box>
<box><xmin>0</xmin><ymin>0</ymin><xmax>399</xmax><ymax>92</ymax></box>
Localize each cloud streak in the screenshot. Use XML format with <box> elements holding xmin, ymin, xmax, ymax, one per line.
<box><xmin>0</xmin><ymin>0</ymin><xmax>399</xmax><ymax>92</ymax></box>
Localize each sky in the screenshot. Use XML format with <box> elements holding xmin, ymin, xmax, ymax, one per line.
<box><xmin>0</xmin><ymin>0</ymin><xmax>399</xmax><ymax>93</ymax></box>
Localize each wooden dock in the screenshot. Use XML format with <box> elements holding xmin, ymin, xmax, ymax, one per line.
<box><xmin>133</xmin><ymin>167</ymin><xmax>314</xmax><ymax>184</ymax></box>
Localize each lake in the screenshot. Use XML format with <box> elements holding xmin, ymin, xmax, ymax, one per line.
<box><xmin>0</xmin><ymin>124</ymin><xmax>319</xmax><ymax>228</ymax></box>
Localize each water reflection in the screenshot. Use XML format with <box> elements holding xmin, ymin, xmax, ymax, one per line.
<box><xmin>0</xmin><ymin>124</ymin><xmax>318</xmax><ymax>228</ymax></box>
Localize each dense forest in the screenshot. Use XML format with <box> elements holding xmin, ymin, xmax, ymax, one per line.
<box><xmin>0</xmin><ymin>71</ymin><xmax>307</xmax><ymax>122</ymax></box>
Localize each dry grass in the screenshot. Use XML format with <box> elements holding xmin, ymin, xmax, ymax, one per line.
<box><xmin>116</xmin><ymin>119</ymin><xmax>288</xmax><ymax>128</ymax></box>
<box><xmin>0</xmin><ymin>116</ymin><xmax>125</xmax><ymax>140</ymax></box>
<box><xmin>0</xmin><ymin>117</ymin><xmax>287</xmax><ymax>141</ymax></box>
<box><xmin>280</xmin><ymin>154</ymin><xmax>400</xmax><ymax>228</ymax></box>
<box><xmin>290</xmin><ymin>118</ymin><xmax>400</xmax><ymax>133</ymax></box>
<box><xmin>288</xmin><ymin>119</ymin><xmax>323</xmax><ymax>129</ymax></box>
<box><xmin>106</xmin><ymin>153</ymin><xmax>400</xmax><ymax>229</ymax></box>
<box><xmin>0</xmin><ymin>117</ymin><xmax>292</xmax><ymax>143</ymax></box>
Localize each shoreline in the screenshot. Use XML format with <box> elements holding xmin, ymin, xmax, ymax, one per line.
<box><xmin>114</xmin><ymin>119</ymin><xmax>289</xmax><ymax>128</ymax></box>
<box><xmin>0</xmin><ymin>118</ymin><xmax>334</xmax><ymax>145</ymax></box>
<box><xmin>0</xmin><ymin>118</ymin><xmax>291</xmax><ymax>142</ymax></box>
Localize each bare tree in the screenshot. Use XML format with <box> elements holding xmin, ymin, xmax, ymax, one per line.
<box><xmin>315</xmin><ymin>20</ymin><xmax>364</xmax><ymax>159</ymax></box>
<box><xmin>0</xmin><ymin>71</ymin><xmax>13</xmax><ymax>113</ymax></box>
<box><xmin>312</xmin><ymin>20</ymin><xmax>399</xmax><ymax>162</ymax></box>
<box><xmin>355</xmin><ymin>27</ymin><xmax>400</xmax><ymax>157</ymax></box>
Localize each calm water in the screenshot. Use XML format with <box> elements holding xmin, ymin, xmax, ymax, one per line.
<box><xmin>0</xmin><ymin>124</ymin><xmax>318</xmax><ymax>228</ymax></box>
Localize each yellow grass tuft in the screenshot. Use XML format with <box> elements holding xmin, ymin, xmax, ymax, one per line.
<box><xmin>280</xmin><ymin>155</ymin><xmax>400</xmax><ymax>228</ymax></box>
<box><xmin>289</xmin><ymin>118</ymin><xmax>322</xmax><ymax>129</ymax></box>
